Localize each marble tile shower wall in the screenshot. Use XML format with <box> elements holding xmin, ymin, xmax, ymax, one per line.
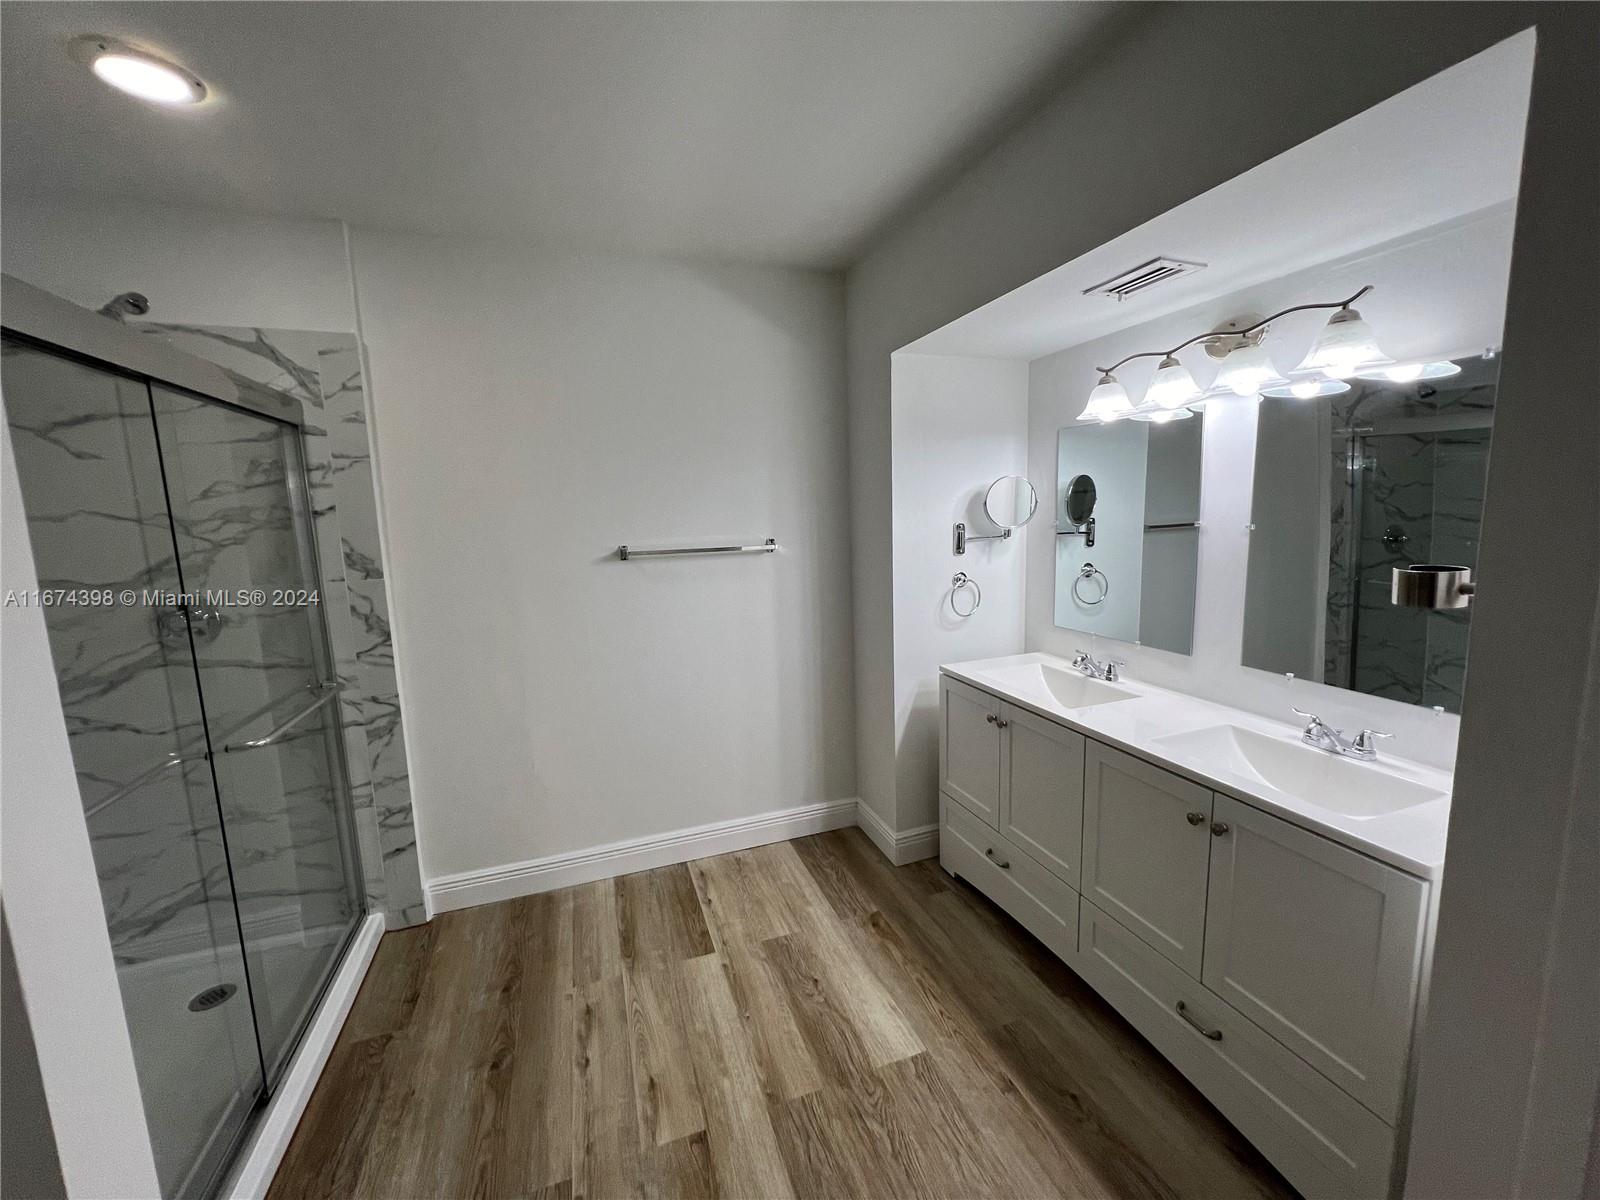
<box><xmin>139</xmin><ymin>324</ymin><xmax>425</xmax><ymax>927</ymax></box>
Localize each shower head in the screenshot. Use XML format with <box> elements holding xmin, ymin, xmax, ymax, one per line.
<box><xmin>97</xmin><ymin>291</ymin><xmax>150</xmax><ymax>321</ymax></box>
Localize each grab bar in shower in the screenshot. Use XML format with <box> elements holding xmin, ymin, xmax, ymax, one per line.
<box><xmin>617</xmin><ymin>538</ymin><xmax>777</xmax><ymax>561</ymax></box>
<box><xmin>82</xmin><ymin>682</ymin><xmax>340</xmax><ymax>818</ymax></box>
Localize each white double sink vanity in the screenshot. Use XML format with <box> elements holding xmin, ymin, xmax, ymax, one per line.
<box><xmin>938</xmin><ymin>652</ymin><xmax>1452</xmax><ymax>1200</ymax></box>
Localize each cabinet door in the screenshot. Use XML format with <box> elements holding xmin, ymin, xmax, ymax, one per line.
<box><xmin>1203</xmin><ymin>794</ymin><xmax>1427</xmax><ymax>1122</ymax></box>
<box><xmin>1000</xmin><ymin>703</ymin><xmax>1085</xmax><ymax>888</ymax></box>
<box><xmin>940</xmin><ymin>677</ymin><xmax>1000</xmax><ymax>827</ymax></box>
<box><xmin>1082</xmin><ymin>742</ymin><xmax>1212</xmax><ymax>976</ymax></box>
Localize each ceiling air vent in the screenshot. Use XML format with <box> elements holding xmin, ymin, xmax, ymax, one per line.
<box><xmin>1083</xmin><ymin>257</ymin><xmax>1206</xmax><ymax>302</ymax></box>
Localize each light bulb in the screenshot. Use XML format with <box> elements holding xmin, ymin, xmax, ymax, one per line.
<box><xmin>1078</xmin><ymin>372</ymin><xmax>1131</xmax><ymax>422</ymax></box>
<box><xmin>1260</xmin><ymin>377</ymin><xmax>1352</xmax><ymax>400</ymax></box>
<box><xmin>1145</xmin><ymin>355</ymin><xmax>1200</xmax><ymax>410</ymax></box>
<box><xmin>1296</xmin><ymin>305</ymin><xmax>1391</xmax><ymax>379</ymax></box>
<box><xmin>1131</xmin><ymin>406</ymin><xmax>1194</xmax><ymax>423</ymax></box>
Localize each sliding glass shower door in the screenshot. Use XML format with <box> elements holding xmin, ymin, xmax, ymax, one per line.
<box><xmin>3</xmin><ymin>340</ymin><xmax>364</xmax><ymax>1197</ymax></box>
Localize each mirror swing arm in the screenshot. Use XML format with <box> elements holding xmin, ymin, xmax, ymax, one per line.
<box><xmin>1056</xmin><ymin>516</ymin><xmax>1096</xmax><ymax>548</ymax></box>
<box><xmin>952</xmin><ymin>521</ymin><xmax>1012</xmax><ymax>555</ymax></box>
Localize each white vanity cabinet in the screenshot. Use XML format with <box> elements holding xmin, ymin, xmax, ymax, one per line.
<box><xmin>1203</xmin><ymin>793</ymin><xmax>1428</xmax><ymax>1122</ymax></box>
<box><xmin>1082</xmin><ymin>741</ymin><xmax>1212</xmax><ymax>976</ymax></box>
<box><xmin>938</xmin><ymin>670</ymin><xmax>1435</xmax><ymax>1200</ymax></box>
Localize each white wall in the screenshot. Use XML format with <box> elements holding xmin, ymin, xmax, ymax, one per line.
<box><xmin>0</xmin><ymin>194</ymin><xmax>354</xmax><ymax>331</ymax></box>
<box><xmin>889</xmin><ymin>354</ymin><xmax>1028</xmax><ymax>832</ymax></box>
<box><xmin>1023</xmin><ymin>209</ymin><xmax>1516</xmax><ymax>770</ymax></box>
<box><xmin>845</xmin><ymin>3</ymin><xmax>1552</xmax><ymax>840</ymax></box>
<box><xmin>348</xmin><ymin>231</ymin><xmax>855</xmax><ymax>883</ymax></box>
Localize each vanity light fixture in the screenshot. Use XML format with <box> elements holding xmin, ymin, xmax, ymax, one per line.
<box><xmin>1354</xmin><ymin>359</ymin><xmax>1462</xmax><ymax>383</ymax></box>
<box><xmin>1260</xmin><ymin>377</ymin><xmax>1352</xmax><ymax>400</ymax></box>
<box><xmin>1145</xmin><ymin>354</ymin><xmax>1202</xmax><ymax>409</ymax></box>
<box><xmin>1295</xmin><ymin>289</ymin><xmax>1391</xmax><ymax>378</ymax></box>
<box><xmin>1130</xmin><ymin>405</ymin><xmax>1194</xmax><ymax>423</ymax></box>
<box><xmin>1077</xmin><ymin>371</ymin><xmax>1133</xmax><ymax>422</ymax></box>
<box><xmin>1211</xmin><ymin>339</ymin><xmax>1288</xmax><ymax>398</ymax></box>
<box><xmin>71</xmin><ymin>36</ymin><xmax>207</xmax><ymax>105</ymax></box>
<box><xmin>1079</xmin><ymin>284</ymin><xmax>1381</xmax><ymax>423</ymax></box>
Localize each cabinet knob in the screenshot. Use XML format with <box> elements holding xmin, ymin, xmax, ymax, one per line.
<box><xmin>985</xmin><ymin>713</ymin><xmax>998</xmax><ymax>724</ymax></box>
<box><xmin>1185</xmin><ymin>811</ymin><xmax>1205</xmax><ymax>825</ymax></box>
<box><xmin>995</xmin><ymin>718</ymin><xmax>1008</xmax><ymax>729</ymax></box>
<box><xmin>985</xmin><ymin>847</ymin><xmax>1011</xmax><ymax>870</ymax></box>
<box><xmin>1211</xmin><ymin>821</ymin><xmax>1230</xmax><ymax>837</ymax></box>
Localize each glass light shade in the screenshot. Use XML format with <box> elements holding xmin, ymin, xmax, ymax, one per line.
<box><xmin>91</xmin><ymin>52</ymin><xmax>206</xmax><ymax>104</ymax></box>
<box><xmin>1296</xmin><ymin>306</ymin><xmax>1391</xmax><ymax>379</ymax></box>
<box><xmin>1213</xmin><ymin>342</ymin><xmax>1287</xmax><ymax>398</ymax></box>
<box><xmin>1130</xmin><ymin>405</ymin><xmax>1194</xmax><ymax>423</ymax></box>
<box><xmin>1145</xmin><ymin>355</ymin><xmax>1201</xmax><ymax>409</ymax></box>
<box><xmin>1353</xmin><ymin>359</ymin><xmax>1462</xmax><ymax>383</ymax></box>
<box><xmin>1260</xmin><ymin>377</ymin><xmax>1352</xmax><ymax>400</ymax></box>
<box><xmin>1078</xmin><ymin>373</ymin><xmax>1132</xmax><ymax>422</ymax></box>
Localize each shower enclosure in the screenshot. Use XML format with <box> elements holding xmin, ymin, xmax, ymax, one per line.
<box><xmin>3</xmin><ymin>295</ymin><xmax>365</xmax><ymax>1197</ymax></box>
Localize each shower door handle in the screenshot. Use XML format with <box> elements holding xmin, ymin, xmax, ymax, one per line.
<box><xmin>223</xmin><ymin>687</ymin><xmax>340</xmax><ymax>753</ymax></box>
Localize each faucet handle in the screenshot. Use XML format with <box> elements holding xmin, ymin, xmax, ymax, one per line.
<box><xmin>1291</xmin><ymin>705</ymin><xmax>1322</xmax><ymax>726</ymax></box>
<box><xmin>1353</xmin><ymin>729</ymin><xmax>1393</xmax><ymax>753</ymax></box>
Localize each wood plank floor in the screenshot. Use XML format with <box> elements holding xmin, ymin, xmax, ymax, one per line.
<box><xmin>267</xmin><ymin>829</ymin><xmax>1296</xmax><ymax>1199</ymax></box>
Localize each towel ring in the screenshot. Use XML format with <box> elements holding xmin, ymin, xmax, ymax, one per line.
<box><xmin>1073</xmin><ymin>562</ymin><xmax>1109</xmax><ymax>606</ymax></box>
<box><xmin>950</xmin><ymin>572</ymin><xmax>982</xmax><ymax>618</ymax></box>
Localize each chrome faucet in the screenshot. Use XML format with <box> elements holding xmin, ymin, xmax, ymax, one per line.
<box><xmin>1072</xmin><ymin>650</ymin><xmax>1122</xmax><ymax>682</ymax></box>
<box><xmin>1292</xmin><ymin>707</ymin><xmax>1392</xmax><ymax>761</ymax></box>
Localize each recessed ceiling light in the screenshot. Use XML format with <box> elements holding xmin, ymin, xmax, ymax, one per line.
<box><xmin>71</xmin><ymin>35</ymin><xmax>207</xmax><ymax>105</ymax></box>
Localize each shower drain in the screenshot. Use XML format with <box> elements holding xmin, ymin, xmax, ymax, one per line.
<box><xmin>188</xmin><ymin>983</ymin><xmax>238</xmax><ymax>1012</ymax></box>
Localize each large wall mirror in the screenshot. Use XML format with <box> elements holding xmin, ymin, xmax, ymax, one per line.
<box><xmin>1055</xmin><ymin>418</ymin><xmax>1202</xmax><ymax>654</ymax></box>
<box><xmin>1242</xmin><ymin>356</ymin><xmax>1498</xmax><ymax>712</ymax></box>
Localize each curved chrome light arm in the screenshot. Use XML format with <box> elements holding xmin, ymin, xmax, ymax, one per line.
<box><xmin>1095</xmin><ymin>285</ymin><xmax>1373</xmax><ymax>375</ymax></box>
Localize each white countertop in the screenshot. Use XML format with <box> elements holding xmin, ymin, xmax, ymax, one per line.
<box><xmin>941</xmin><ymin>652</ymin><xmax>1452</xmax><ymax>880</ymax></box>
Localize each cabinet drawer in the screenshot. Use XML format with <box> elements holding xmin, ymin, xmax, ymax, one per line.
<box><xmin>1078</xmin><ymin>900</ymin><xmax>1397</xmax><ymax>1200</ymax></box>
<box><xmin>942</xmin><ymin>795</ymin><xmax>1077</xmax><ymax>964</ymax></box>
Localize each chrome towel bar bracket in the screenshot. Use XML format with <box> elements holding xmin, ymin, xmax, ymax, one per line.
<box><xmin>618</xmin><ymin>538</ymin><xmax>776</xmax><ymax>561</ymax></box>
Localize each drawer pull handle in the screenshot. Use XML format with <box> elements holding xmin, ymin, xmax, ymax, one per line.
<box><xmin>1211</xmin><ymin>821</ymin><xmax>1230</xmax><ymax>837</ymax></box>
<box><xmin>985</xmin><ymin>847</ymin><xmax>1011</xmax><ymax>870</ymax></box>
<box><xmin>1185</xmin><ymin>811</ymin><xmax>1205</xmax><ymax>825</ymax></box>
<box><xmin>1176</xmin><ymin>1000</ymin><xmax>1223</xmax><ymax>1041</ymax></box>
<box><xmin>985</xmin><ymin>713</ymin><xmax>998</xmax><ymax>724</ymax></box>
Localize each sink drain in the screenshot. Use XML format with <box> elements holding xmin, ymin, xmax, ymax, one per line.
<box><xmin>188</xmin><ymin>983</ymin><xmax>238</xmax><ymax>1012</ymax></box>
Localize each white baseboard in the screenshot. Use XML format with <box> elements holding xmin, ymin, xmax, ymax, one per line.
<box><xmin>224</xmin><ymin>911</ymin><xmax>385</xmax><ymax>1200</ymax></box>
<box><xmin>425</xmin><ymin>798</ymin><xmax>860</xmax><ymax>914</ymax></box>
<box><xmin>856</xmin><ymin>800</ymin><xmax>940</xmax><ymax>866</ymax></box>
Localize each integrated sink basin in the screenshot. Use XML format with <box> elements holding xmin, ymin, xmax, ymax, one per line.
<box><xmin>984</xmin><ymin>662</ymin><xmax>1137</xmax><ymax>711</ymax></box>
<box><xmin>1149</xmin><ymin>724</ymin><xmax>1449</xmax><ymax>819</ymax></box>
